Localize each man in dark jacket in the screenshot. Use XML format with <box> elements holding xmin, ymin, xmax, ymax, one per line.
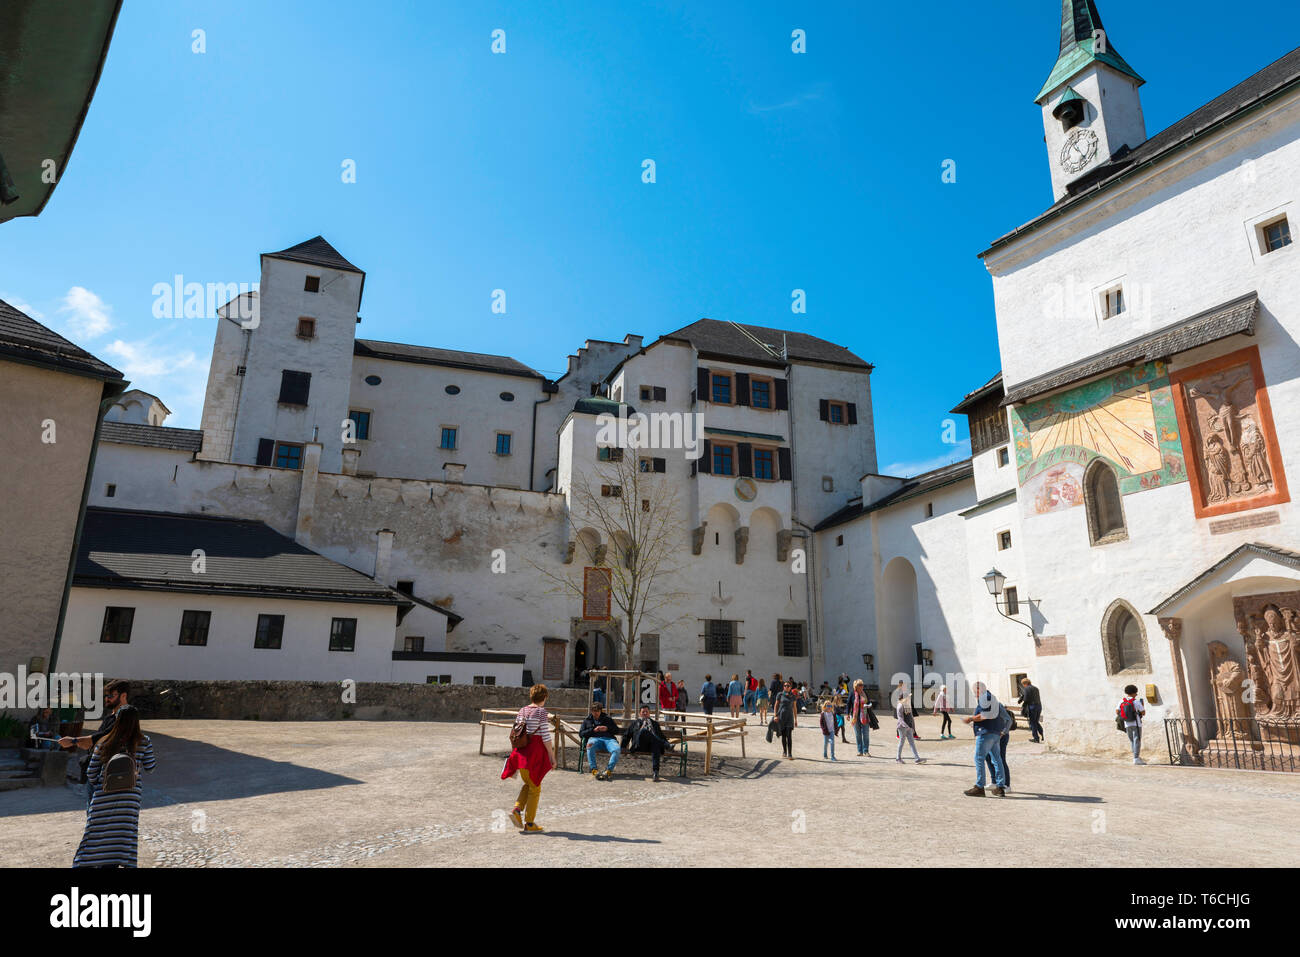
<box><xmin>580</xmin><ymin>702</ymin><xmax>621</xmax><ymax>780</ymax></box>
<box><xmin>1018</xmin><ymin>677</ymin><xmax>1044</xmax><ymax>743</ymax></box>
<box><xmin>621</xmin><ymin>705</ymin><xmax>673</xmax><ymax>781</ymax></box>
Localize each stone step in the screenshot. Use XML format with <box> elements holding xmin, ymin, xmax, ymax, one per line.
<box><xmin>0</xmin><ymin>776</ymin><xmax>42</xmax><ymax>792</ymax></box>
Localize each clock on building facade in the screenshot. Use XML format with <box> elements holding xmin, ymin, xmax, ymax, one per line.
<box><xmin>1059</xmin><ymin>128</ymin><xmax>1099</xmax><ymax>173</ymax></box>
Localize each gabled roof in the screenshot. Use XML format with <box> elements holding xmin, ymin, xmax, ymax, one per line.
<box><xmin>1001</xmin><ymin>292</ymin><xmax>1258</xmax><ymax>406</ymax></box>
<box><xmin>986</xmin><ymin>47</ymin><xmax>1300</xmax><ymax>256</ymax></box>
<box><xmin>951</xmin><ymin>372</ymin><xmax>1004</xmax><ymax>414</ymax></box>
<box><xmin>74</xmin><ymin>508</ymin><xmax>401</xmax><ymax>605</ymax></box>
<box><xmin>815</xmin><ymin>459</ymin><xmax>974</xmax><ymax>531</ymax></box>
<box><xmin>661</xmin><ymin>319</ymin><xmax>872</xmax><ymax>371</ymax></box>
<box><xmin>262</xmin><ymin>235</ymin><xmax>363</xmax><ymax>274</ymax></box>
<box><xmin>0</xmin><ymin>297</ymin><xmax>123</xmax><ymax>380</ymax></box>
<box><xmin>100</xmin><ymin>421</ymin><xmax>203</xmax><ymax>452</ymax></box>
<box><xmin>1149</xmin><ymin>542</ymin><xmax>1300</xmax><ymax>616</ymax></box>
<box><xmin>354</xmin><ymin>339</ymin><xmax>543</xmax><ymax>379</ymax></box>
<box><xmin>1035</xmin><ymin>0</ymin><xmax>1143</xmax><ymax>102</ymax></box>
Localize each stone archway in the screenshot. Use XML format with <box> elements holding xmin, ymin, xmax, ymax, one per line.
<box><xmin>880</xmin><ymin>556</ymin><xmax>921</xmax><ymax>696</ymax></box>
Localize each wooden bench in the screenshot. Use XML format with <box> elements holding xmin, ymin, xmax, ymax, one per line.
<box><xmin>576</xmin><ymin>730</ymin><xmax>688</xmax><ymax>778</ymax></box>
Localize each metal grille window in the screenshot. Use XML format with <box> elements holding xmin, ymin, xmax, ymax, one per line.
<box><xmin>100</xmin><ymin>607</ymin><xmax>135</xmax><ymax>644</ymax></box>
<box><xmin>255</xmin><ymin>614</ymin><xmax>285</xmax><ymax>649</ymax></box>
<box><xmin>473</xmin><ymin>675</ymin><xmax>497</xmax><ymax>686</ymax></box>
<box><xmin>178</xmin><ymin>610</ymin><xmax>211</xmax><ymax>646</ymax></box>
<box><xmin>702</xmin><ymin>619</ymin><xmax>739</xmax><ymax>655</ymax></box>
<box><xmin>779</xmin><ymin>621</ymin><xmax>806</xmax><ymax>657</ymax></box>
<box><xmin>329</xmin><ymin>617</ymin><xmax>357</xmax><ymax>652</ymax></box>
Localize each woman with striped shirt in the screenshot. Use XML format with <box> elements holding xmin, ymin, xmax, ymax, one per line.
<box><xmin>501</xmin><ymin>684</ymin><xmax>556</xmax><ymax>833</ymax></box>
<box><xmin>74</xmin><ymin>706</ymin><xmax>155</xmax><ymax>868</ymax></box>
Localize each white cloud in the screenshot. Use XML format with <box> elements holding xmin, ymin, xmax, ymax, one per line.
<box><xmin>1</xmin><ymin>295</ymin><xmax>45</xmax><ymax>322</ymax></box>
<box><xmin>883</xmin><ymin>439</ymin><xmax>972</xmax><ymax>478</ymax></box>
<box><xmin>59</xmin><ymin>286</ymin><xmax>113</xmax><ymax>338</ymax></box>
<box><xmin>102</xmin><ymin>338</ymin><xmax>199</xmax><ymax>378</ymax></box>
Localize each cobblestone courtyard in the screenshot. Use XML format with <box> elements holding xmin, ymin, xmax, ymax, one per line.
<box><xmin>4</xmin><ymin>715</ymin><xmax>1298</xmax><ymax>867</ymax></box>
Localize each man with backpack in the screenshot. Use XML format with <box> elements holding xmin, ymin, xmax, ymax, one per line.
<box><xmin>1117</xmin><ymin>685</ymin><xmax>1147</xmax><ymax>764</ymax></box>
<box><xmin>962</xmin><ymin>681</ymin><xmax>1008</xmax><ymax>797</ymax></box>
<box><xmin>985</xmin><ymin>699</ymin><xmax>1015</xmax><ymax>791</ymax></box>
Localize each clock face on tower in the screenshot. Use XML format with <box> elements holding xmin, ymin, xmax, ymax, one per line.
<box><xmin>1059</xmin><ymin>128</ymin><xmax>1099</xmax><ymax>174</ymax></box>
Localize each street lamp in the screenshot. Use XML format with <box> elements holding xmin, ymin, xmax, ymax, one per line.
<box><xmin>861</xmin><ymin>653</ymin><xmax>874</xmax><ymax>670</ymax></box>
<box><xmin>982</xmin><ymin>567</ymin><xmax>1035</xmax><ymax>639</ymax></box>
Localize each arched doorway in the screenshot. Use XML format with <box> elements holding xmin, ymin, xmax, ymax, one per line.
<box><xmin>572</xmin><ymin>639</ymin><xmax>589</xmax><ymax>686</ymax></box>
<box><xmin>880</xmin><ymin>556</ymin><xmax>921</xmax><ymax>700</ymax></box>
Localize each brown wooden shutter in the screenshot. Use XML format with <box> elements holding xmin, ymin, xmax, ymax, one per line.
<box><xmin>819</xmin><ymin>399</ymin><xmax>830</xmax><ymax>421</ymax></box>
<box><xmin>278</xmin><ymin>370</ymin><xmax>311</xmax><ymax>405</ymax></box>
<box><xmin>738</xmin><ymin>443</ymin><xmax>753</xmax><ymax>477</ymax></box>
<box><xmin>777</xmin><ymin>447</ymin><xmax>792</xmax><ymax>480</ymax></box>
<box><xmin>699</xmin><ymin>439</ymin><xmax>712</xmax><ymax>474</ymax></box>
<box><xmin>774</xmin><ymin>378</ymin><xmax>789</xmax><ymax>410</ymax></box>
<box><xmin>697</xmin><ymin>367</ymin><xmax>710</xmax><ymax>401</ymax></box>
<box><xmin>256</xmin><ymin>438</ymin><xmax>275</xmax><ymax>466</ymax></box>
<box><xmin>847</xmin><ymin>402</ymin><xmax>858</xmax><ymax>425</ymax></box>
<box><xmin>735</xmin><ymin>373</ymin><xmax>750</xmax><ymax>406</ymax></box>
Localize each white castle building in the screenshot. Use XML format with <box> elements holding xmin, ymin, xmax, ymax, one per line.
<box><xmin>46</xmin><ymin>1</ymin><xmax>1300</xmax><ymax>756</ymax></box>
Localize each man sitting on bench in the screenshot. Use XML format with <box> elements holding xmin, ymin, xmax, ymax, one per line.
<box><xmin>621</xmin><ymin>705</ymin><xmax>674</xmax><ymax>782</ymax></box>
<box><xmin>581</xmin><ymin>701</ymin><xmax>621</xmax><ymax>780</ymax></box>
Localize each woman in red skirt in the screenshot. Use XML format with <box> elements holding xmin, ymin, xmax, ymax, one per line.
<box><xmin>502</xmin><ymin>684</ymin><xmax>556</xmax><ymax>833</ymax></box>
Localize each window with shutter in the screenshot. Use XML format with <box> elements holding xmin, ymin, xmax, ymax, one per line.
<box><xmin>735</xmin><ymin>373</ymin><xmax>750</xmax><ymax>406</ymax></box>
<box><xmin>774</xmin><ymin>378</ymin><xmax>789</xmax><ymax>410</ymax></box>
<box><xmin>256</xmin><ymin>438</ymin><xmax>275</xmax><ymax>466</ymax></box>
<box><xmin>846</xmin><ymin>402</ymin><xmax>858</xmax><ymax>425</ymax></box>
<box><xmin>653</xmin><ymin>457</ymin><xmax>666</xmax><ymax>473</ymax></box>
<box><xmin>653</xmin><ymin>386</ymin><xmax>666</xmax><ymax>402</ymax></box>
<box><xmin>737</xmin><ymin>443</ymin><xmax>753</xmax><ymax>477</ymax></box>
<box><xmin>777</xmin><ymin>447</ymin><xmax>792</xmax><ymax>481</ymax></box>
<box><xmin>819</xmin><ymin>399</ymin><xmax>830</xmax><ymax>422</ymax></box>
<box><xmin>697</xmin><ymin>368</ymin><xmax>710</xmax><ymax>402</ymax></box>
<box><xmin>278</xmin><ymin>370</ymin><xmax>311</xmax><ymax>405</ymax></box>
<box><xmin>753</xmin><ymin>447</ymin><xmax>774</xmax><ymax>480</ymax></box>
<box><xmin>699</xmin><ymin>440</ymin><xmax>712</xmax><ymax>474</ymax></box>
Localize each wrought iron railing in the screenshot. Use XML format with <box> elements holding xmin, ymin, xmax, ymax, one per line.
<box><xmin>1164</xmin><ymin>717</ymin><xmax>1300</xmax><ymax>772</ymax></box>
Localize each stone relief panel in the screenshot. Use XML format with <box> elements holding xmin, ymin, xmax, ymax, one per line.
<box><xmin>1009</xmin><ymin>361</ymin><xmax>1186</xmax><ymax>517</ymax></box>
<box><xmin>1170</xmin><ymin>346</ymin><xmax>1289</xmax><ymax>519</ymax></box>
<box><xmin>1233</xmin><ymin>591</ymin><xmax>1300</xmax><ymax>722</ymax></box>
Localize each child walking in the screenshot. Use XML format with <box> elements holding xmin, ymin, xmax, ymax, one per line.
<box><xmin>820</xmin><ymin>701</ymin><xmax>838</xmax><ymax>761</ymax></box>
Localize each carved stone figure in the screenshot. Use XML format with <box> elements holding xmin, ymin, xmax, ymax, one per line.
<box><xmin>1240</xmin><ymin>416</ymin><xmax>1272</xmax><ymax>490</ymax></box>
<box><xmin>1181</xmin><ymin>361</ymin><xmax>1282</xmax><ymax>510</ymax></box>
<box><xmin>1238</xmin><ymin>616</ymin><xmax>1272</xmax><ymax>716</ymax></box>
<box><xmin>1208</xmin><ymin>641</ymin><xmax>1251</xmax><ymax>736</ymax></box>
<box><xmin>1258</xmin><ymin>604</ymin><xmax>1299</xmax><ymax>718</ymax></box>
<box><xmin>1204</xmin><ymin>436</ymin><xmax>1230</xmax><ymax>503</ymax></box>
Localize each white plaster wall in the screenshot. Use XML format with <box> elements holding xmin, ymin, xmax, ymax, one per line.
<box><xmin>230</xmin><ymin>256</ymin><xmax>363</xmax><ymax>474</ymax></box>
<box><xmin>971</xmin><ymin>440</ymin><xmax>1017</xmax><ymax>502</ymax></box>
<box><xmin>63</xmin><ymin>589</ymin><xmax>398</xmax><ymax>682</ymax></box>
<box><xmin>346</xmin><ymin>354</ymin><xmax>543</xmax><ymax>487</ymax></box>
<box><xmin>92</xmin><ymin>442</ymin><xmax>196</xmax><ymax>502</ymax></box>
<box><xmin>787</xmin><ymin>362</ymin><xmax>877</xmax><ymax>527</ymax></box>
<box><xmin>198</xmin><ymin>313</ymin><xmax>250</xmax><ymax>463</ymax></box>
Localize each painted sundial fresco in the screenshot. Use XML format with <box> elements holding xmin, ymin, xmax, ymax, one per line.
<box><xmin>1009</xmin><ymin>361</ymin><xmax>1187</xmax><ymax>516</ymax></box>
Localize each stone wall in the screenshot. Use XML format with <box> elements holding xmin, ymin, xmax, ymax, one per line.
<box><xmin>127</xmin><ymin>680</ymin><xmax>589</xmax><ymax>723</ymax></box>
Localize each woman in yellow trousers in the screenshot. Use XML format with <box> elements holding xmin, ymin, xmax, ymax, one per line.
<box><xmin>502</xmin><ymin>684</ymin><xmax>557</xmax><ymax>833</ymax></box>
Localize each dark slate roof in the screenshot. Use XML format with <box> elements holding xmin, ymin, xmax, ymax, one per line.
<box><xmin>74</xmin><ymin>508</ymin><xmax>400</xmax><ymax>604</ymax></box>
<box><xmin>1149</xmin><ymin>542</ymin><xmax>1300</xmax><ymax>615</ymax></box>
<box><xmin>662</xmin><ymin>319</ymin><xmax>872</xmax><ymax>371</ymax></box>
<box><xmin>100</xmin><ymin>421</ymin><xmax>203</xmax><ymax>452</ymax></box>
<box><xmin>263</xmin><ymin>235</ymin><xmax>363</xmax><ymax>274</ymax></box>
<box><xmin>1001</xmin><ymin>292</ymin><xmax>1258</xmax><ymax>407</ymax></box>
<box><xmin>951</xmin><ymin>371</ymin><xmax>1004</xmax><ymax>414</ymax></box>
<box><xmin>354</xmin><ymin>339</ymin><xmax>543</xmax><ymax>379</ymax></box>
<box><xmin>815</xmin><ymin>459</ymin><xmax>974</xmax><ymax>531</ymax></box>
<box><xmin>987</xmin><ymin>47</ymin><xmax>1300</xmax><ymax>255</ymax></box>
<box><xmin>0</xmin><ymin>297</ymin><xmax>122</xmax><ymax>380</ymax></box>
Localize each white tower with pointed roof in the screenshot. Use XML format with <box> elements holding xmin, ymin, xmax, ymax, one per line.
<box><xmin>1037</xmin><ymin>0</ymin><xmax>1147</xmax><ymax>201</ymax></box>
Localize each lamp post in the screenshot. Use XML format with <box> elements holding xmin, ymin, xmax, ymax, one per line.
<box><xmin>983</xmin><ymin>567</ymin><xmax>1035</xmax><ymax>639</ymax></box>
<box><xmin>861</xmin><ymin>653</ymin><xmax>873</xmax><ymax>671</ymax></box>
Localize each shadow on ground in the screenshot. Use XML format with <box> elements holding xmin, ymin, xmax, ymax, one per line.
<box><xmin>0</xmin><ymin>730</ymin><xmax>362</xmax><ymax>819</ymax></box>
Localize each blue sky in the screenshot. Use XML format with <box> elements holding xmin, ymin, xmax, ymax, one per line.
<box><xmin>3</xmin><ymin>0</ymin><xmax>1296</xmax><ymax>475</ymax></box>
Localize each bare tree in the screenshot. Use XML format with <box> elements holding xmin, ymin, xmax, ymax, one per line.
<box><xmin>534</xmin><ymin>449</ymin><xmax>693</xmax><ymax>715</ymax></box>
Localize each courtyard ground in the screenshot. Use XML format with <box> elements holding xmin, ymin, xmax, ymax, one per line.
<box><xmin>3</xmin><ymin>713</ymin><xmax>1296</xmax><ymax>867</ymax></box>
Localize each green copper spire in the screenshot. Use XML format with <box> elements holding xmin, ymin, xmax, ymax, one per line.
<box><xmin>1035</xmin><ymin>0</ymin><xmax>1143</xmax><ymax>103</ymax></box>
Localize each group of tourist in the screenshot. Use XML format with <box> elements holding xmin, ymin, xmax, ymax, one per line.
<box><xmin>498</xmin><ymin>673</ymin><xmax>1150</xmax><ymax>831</ymax></box>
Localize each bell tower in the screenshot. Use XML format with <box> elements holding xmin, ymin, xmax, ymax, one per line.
<box><xmin>1036</xmin><ymin>0</ymin><xmax>1146</xmax><ymax>201</ymax></box>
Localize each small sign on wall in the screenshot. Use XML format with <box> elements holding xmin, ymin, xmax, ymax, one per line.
<box><xmin>1034</xmin><ymin>634</ymin><xmax>1068</xmax><ymax>656</ymax></box>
